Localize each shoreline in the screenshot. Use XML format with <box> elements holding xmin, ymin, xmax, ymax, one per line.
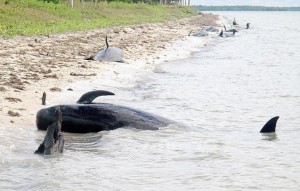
<box><xmin>0</xmin><ymin>13</ymin><xmax>219</xmax><ymax>128</ymax></box>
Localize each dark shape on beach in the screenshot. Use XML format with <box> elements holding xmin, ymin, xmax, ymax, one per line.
<box><xmin>36</xmin><ymin>90</ymin><xmax>174</xmax><ymax>133</ymax></box>
<box><xmin>233</xmin><ymin>17</ymin><xmax>238</xmax><ymax>25</ymax></box>
<box><xmin>260</xmin><ymin>116</ymin><xmax>279</xmax><ymax>133</ymax></box>
<box><xmin>204</xmin><ymin>26</ymin><xmax>219</xmax><ymax>32</ymax></box>
<box><xmin>246</xmin><ymin>23</ymin><xmax>251</xmax><ymax>29</ymax></box>
<box><xmin>42</xmin><ymin>92</ymin><xmax>46</xmax><ymax>105</ymax></box>
<box><xmin>85</xmin><ymin>36</ymin><xmax>124</xmax><ymax>62</ymax></box>
<box><xmin>35</xmin><ymin>107</ymin><xmax>64</xmax><ymax>155</ymax></box>
<box><xmin>225</xmin><ymin>28</ymin><xmax>237</xmax><ymax>34</ymax></box>
<box><xmin>189</xmin><ymin>29</ymin><xmax>208</xmax><ymax>37</ymax></box>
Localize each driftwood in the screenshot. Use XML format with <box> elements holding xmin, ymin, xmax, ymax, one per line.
<box><xmin>42</xmin><ymin>92</ymin><xmax>46</xmax><ymax>105</ymax></box>
<box><xmin>35</xmin><ymin>107</ymin><xmax>64</xmax><ymax>155</ymax></box>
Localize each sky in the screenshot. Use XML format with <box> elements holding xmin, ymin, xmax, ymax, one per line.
<box><xmin>190</xmin><ymin>0</ymin><xmax>300</xmax><ymax>7</ymax></box>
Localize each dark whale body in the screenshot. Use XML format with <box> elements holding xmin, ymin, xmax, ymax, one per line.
<box><xmin>36</xmin><ymin>91</ymin><xmax>173</xmax><ymax>133</ymax></box>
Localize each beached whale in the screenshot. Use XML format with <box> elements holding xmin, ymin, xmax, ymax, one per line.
<box><xmin>260</xmin><ymin>116</ymin><xmax>279</xmax><ymax>133</ymax></box>
<box><xmin>189</xmin><ymin>29</ymin><xmax>208</xmax><ymax>37</ymax></box>
<box><xmin>36</xmin><ymin>90</ymin><xmax>174</xmax><ymax>133</ymax></box>
<box><xmin>85</xmin><ymin>36</ymin><xmax>124</xmax><ymax>63</ymax></box>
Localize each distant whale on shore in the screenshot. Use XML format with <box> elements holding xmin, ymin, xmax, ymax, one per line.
<box><xmin>219</xmin><ymin>29</ymin><xmax>237</xmax><ymax>37</ymax></box>
<box><xmin>246</xmin><ymin>23</ymin><xmax>251</xmax><ymax>29</ymax></box>
<box><xmin>233</xmin><ymin>17</ymin><xmax>238</xmax><ymax>25</ymax></box>
<box><xmin>223</xmin><ymin>24</ymin><xmax>238</xmax><ymax>33</ymax></box>
<box><xmin>36</xmin><ymin>90</ymin><xmax>174</xmax><ymax>133</ymax></box>
<box><xmin>260</xmin><ymin>116</ymin><xmax>279</xmax><ymax>133</ymax></box>
<box><xmin>188</xmin><ymin>29</ymin><xmax>208</xmax><ymax>37</ymax></box>
<box><xmin>85</xmin><ymin>36</ymin><xmax>124</xmax><ymax>63</ymax></box>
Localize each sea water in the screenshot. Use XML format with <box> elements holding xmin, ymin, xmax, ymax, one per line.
<box><xmin>1</xmin><ymin>11</ymin><xmax>300</xmax><ymax>190</ymax></box>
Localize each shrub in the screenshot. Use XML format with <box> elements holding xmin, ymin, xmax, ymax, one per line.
<box><xmin>39</xmin><ymin>0</ymin><xmax>60</xmax><ymax>4</ymax></box>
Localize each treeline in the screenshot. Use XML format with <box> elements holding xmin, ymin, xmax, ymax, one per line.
<box><xmin>194</xmin><ymin>5</ymin><xmax>300</xmax><ymax>11</ymax></box>
<box><xmin>41</xmin><ymin>0</ymin><xmax>190</xmax><ymax>5</ymax></box>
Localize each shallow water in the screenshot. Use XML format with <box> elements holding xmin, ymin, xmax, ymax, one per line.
<box><xmin>1</xmin><ymin>12</ymin><xmax>300</xmax><ymax>190</ymax></box>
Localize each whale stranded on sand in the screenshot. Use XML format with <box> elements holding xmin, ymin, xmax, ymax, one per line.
<box><xmin>260</xmin><ymin>116</ymin><xmax>279</xmax><ymax>133</ymax></box>
<box><xmin>85</xmin><ymin>36</ymin><xmax>124</xmax><ymax>63</ymax></box>
<box><xmin>36</xmin><ymin>90</ymin><xmax>174</xmax><ymax>133</ymax></box>
<box><xmin>189</xmin><ymin>29</ymin><xmax>208</xmax><ymax>37</ymax></box>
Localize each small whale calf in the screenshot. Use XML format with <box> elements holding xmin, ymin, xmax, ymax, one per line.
<box><xmin>85</xmin><ymin>36</ymin><xmax>124</xmax><ymax>63</ymax></box>
<box><xmin>189</xmin><ymin>29</ymin><xmax>208</xmax><ymax>37</ymax></box>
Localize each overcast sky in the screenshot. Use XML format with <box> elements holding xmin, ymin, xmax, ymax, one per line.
<box><xmin>190</xmin><ymin>0</ymin><xmax>300</xmax><ymax>7</ymax></box>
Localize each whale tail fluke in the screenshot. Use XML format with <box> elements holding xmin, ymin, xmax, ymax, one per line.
<box><xmin>260</xmin><ymin>116</ymin><xmax>279</xmax><ymax>133</ymax></box>
<box><xmin>77</xmin><ymin>90</ymin><xmax>115</xmax><ymax>104</ymax></box>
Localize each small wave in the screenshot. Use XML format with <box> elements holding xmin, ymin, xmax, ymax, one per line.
<box><xmin>63</xmin><ymin>132</ymin><xmax>106</xmax><ymax>152</ymax></box>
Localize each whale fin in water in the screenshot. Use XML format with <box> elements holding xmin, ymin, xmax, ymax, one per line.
<box><xmin>260</xmin><ymin>116</ymin><xmax>279</xmax><ymax>133</ymax></box>
<box><xmin>219</xmin><ymin>30</ymin><xmax>223</xmax><ymax>37</ymax></box>
<box><xmin>246</xmin><ymin>23</ymin><xmax>250</xmax><ymax>29</ymax></box>
<box><xmin>77</xmin><ymin>90</ymin><xmax>115</xmax><ymax>104</ymax></box>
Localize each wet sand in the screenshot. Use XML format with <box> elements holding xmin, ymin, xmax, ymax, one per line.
<box><xmin>0</xmin><ymin>13</ymin><xmax>219</xmax><ymax>127</ymax></box>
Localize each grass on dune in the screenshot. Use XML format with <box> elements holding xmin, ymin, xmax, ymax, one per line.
<box><xmin>0</xmin><ymin>0</ymin><xmax>198</xmax><ymax>38</ymax></box>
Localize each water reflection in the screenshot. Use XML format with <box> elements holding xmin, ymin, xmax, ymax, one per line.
<box><xmin>261</xmin><ymin>133</ymin><xmax>278</xmax><ymax>141</ymax></box>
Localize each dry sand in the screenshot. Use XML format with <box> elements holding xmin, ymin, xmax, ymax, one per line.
<box><xmin>0</xmin><ymin>13</ymin><xmax>219</xmax><ymax>128</ymax></box>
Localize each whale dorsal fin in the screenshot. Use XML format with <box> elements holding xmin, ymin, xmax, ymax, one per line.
<box><xmin>105</xmin><ymin>35</ymin><xmax>109</xmax><ymax>52</ymax></box>
<box><xmin>260</xmin><ymin>116</ymin><xmax>279</xmax><ymax>133</ymax></box>
<box><xmin>219</xmin><ymin>30</ymin><xmax>223</xmax><ymax>37</ymax></box>
<box><xmin>77</xmin><ymin>90</ymin><xmax>115</xmax><ymax>104</ymax></box>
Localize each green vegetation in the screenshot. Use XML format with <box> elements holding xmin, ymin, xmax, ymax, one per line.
<box><xmin>0</xmin><ymin>0</ymin><xmax>197</xmax><ymax>38</ymax></box>
<box><xmin>195</xmin><ymin>5</ymin><xmax>300</xmax><ymax>12</ymax></box>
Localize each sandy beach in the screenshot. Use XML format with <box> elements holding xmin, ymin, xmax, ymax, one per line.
<box><xmin>0</xmin><ymin>13</ymin><xmax>219</xmax><ymax>128</ymax></box>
